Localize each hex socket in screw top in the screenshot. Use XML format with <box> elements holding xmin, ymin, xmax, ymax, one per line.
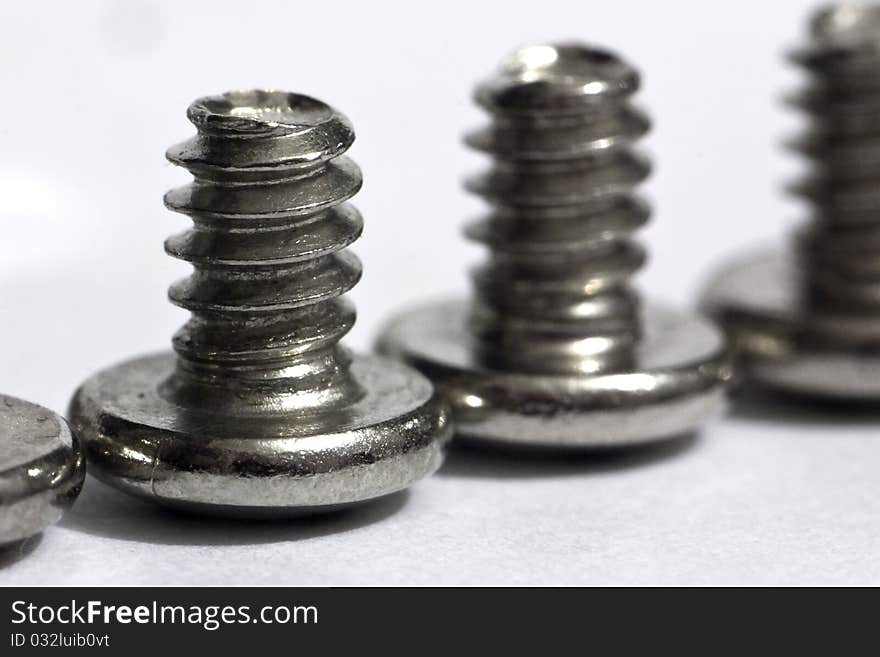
<box><xmin>68</xmin><ymin>90</ymin><xmax>452</xmax><ymax>516</ymax></box>
<box><xmin>701</xmin><ymin>4</ymin><xmax>880</xmax><ymax>400</ymax></box>
<box><xmin>378</xmin><ymin>43</ymin><xmax>731</xmax><ymax>447</ymax></box>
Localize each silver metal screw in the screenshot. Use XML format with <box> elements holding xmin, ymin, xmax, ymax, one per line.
<box><xmin>0</xmin><ymin>394</ymin><xmax>83</xmax><ymax>545</ymax></box>
<box><xmin>701</xmin><ymin>4</ymin><xmax>880</xmax><ymax>400</ymax></box>
<box><xmin>69</xmin><ymin>90</ymin><xmax>451</xmax><ymax>516</ymax></box>
<box><xmin>379</xmin><ymin>43</ymin><xmax>730</xmax><ymax>447</ymax></box>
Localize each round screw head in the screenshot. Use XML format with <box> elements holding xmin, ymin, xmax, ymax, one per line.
<box><xmin>69</xmin><ymin>353</ymin><xmax>450</xmax><ymax>516</ymax></box>
<box><xmin>701</xmin><ymin>249</ymin><xmax>880</xmax><ymax>400</ymax></box>
<box><xmin>0</xmin><ymin>395</ymin><xmax>84</xmax><ymax>545</ymax></box>
<box><xmin>379</xmin><ymin>300</ymin><xmax>729</xmax><ymax>447</ymax></box>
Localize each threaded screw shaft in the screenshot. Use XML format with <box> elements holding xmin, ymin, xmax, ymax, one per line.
<box><xmin>791</xmin><ymin>5</ymin><xmax>880</xmax><ymax>316</ymax></box>
<box><xmin>465</xmin><ymin>43</ymin><xmax>651</xmax><ymax>375</ymax></box>
<box><xmin>162</xmin><ymin>90</ymin><xmax>365</xmax><ymax>412</ymax></box>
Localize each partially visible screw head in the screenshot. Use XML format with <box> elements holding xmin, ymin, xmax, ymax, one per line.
<box><xmin>701</xmin><ymin>5</ymin><xmax>880</xmax><ymax>400</ymax></box>
<box><xmin>379</xmin><ymin>43</ymin><xmax>730</xmax><ymax>447</ymax></box>
<box><xmin>0</xmin><ymin>395</ymin><xmax>84</xmax><ymax>545</ymax></box>
<box><xmin>69</xmin><ymin>90</ymin><xmax>451</xmax><ymax>516</ymax></box>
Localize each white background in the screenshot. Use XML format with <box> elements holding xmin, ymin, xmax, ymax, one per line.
<box><xmin>2</xmin><ymin>0</ymin><xmax>878</xmax><ymax>585</ymax></box>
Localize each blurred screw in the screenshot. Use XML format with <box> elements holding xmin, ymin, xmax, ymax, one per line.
<box><xmin>0</xmin><ymin>394</ymin><xmax>83</xmax><ymax>545</ymax></box>
<box><xmin>69</xmin><ymin>90</ymin><xmax>451</xmax><ymax>516</ymax></box>
<box><xmin>701</xmin><ymin>4</ymin><xmax>880</xmax><ymax>399</ymax></box>
<box><xmin>379</xmin><ymin>43</ymin><xmax>730</xmax><ymax>447</ymax></box>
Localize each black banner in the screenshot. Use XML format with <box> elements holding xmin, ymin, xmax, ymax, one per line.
<box><xmin>0</xmin><ymin>587</ymin><xmax>871</xmax><ymax>652</ymax></box>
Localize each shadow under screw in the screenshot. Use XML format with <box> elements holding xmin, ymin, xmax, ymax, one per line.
<box><xmin>59</xmin><ymin>476</ymin><xmax>410</xmax><ymax>547</ymax></box>
<box><xmin>728</xmin><ymin>387</ymin><xmax>880</xmax><ymax>427</ymax></box>
<box><xmin>437</xmin><ymin>432</ymin><xmax>699</xmax><ymax>480</ymax></box>
<box><xmin>0</xmin><ymin>534</ymin><xmax>43</xmax><ymax>570</ymax></box>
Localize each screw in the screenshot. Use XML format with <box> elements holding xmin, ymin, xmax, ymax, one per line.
<box><xmin>69</xmin><ymin>90</ymin><xmax>451</xmax><ymax>515</ymax></box>
<box><xmin>701</xmin><ymin>4</ymin><xmax>880</xmax><ymax>400</ymax></box>
<box><xmin>379</xmin><ymin>43</ymin><xmax>730</xmax><ymax>447</ymax></box>
<box><xmin>0</xmin><ymin>394</ymin><xmax>83</xmax><ymax>545</ymax></box>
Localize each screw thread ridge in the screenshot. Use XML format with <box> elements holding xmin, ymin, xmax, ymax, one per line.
<box><xmin>466</xmin><ymin>43</ymin><xmax>650</xmax><ymax>375</ymax></box>
<box><xmin>792</xmin><ymin>5</ymin><xmax>880</xmax><ymax>315</ymax></box>
<box><xmin>161</xmin><ymin>90</ymin><xmax>364</xmax><ymax>412</ymax></box>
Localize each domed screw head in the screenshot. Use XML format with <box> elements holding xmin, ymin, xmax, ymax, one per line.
<box><xmin>68</xmin><ymin>90</ymin><xmax>451</xmax><ymax>516</ymax></box>
<box><xmin>701</xmin><ymin>5</ymin><xmax>880</xmax><ymax>400</ymax></box>
<box><xmin>378</xmin><ymin>44</ymin><xmax>731</xmax><ymax>448</ymax></box>
<box><xmin>0</xmin><ymin>395</ymin><xmax>84</xmax><ymax>545</ymax></box>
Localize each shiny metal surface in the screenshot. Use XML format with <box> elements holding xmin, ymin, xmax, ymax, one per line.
<box><xmin>69</xmin><ymin>90</ymin><xmax>451</xmax><ymax>515</ymax></box>
<box><xmin>703</xmin><ymin>249</ymin><xmax>880</xmax><ymax>398</ymax></box>
<box><xmin>379</xmin><ymin>43</ymin><xmax>731</xmax><ymax>446</ymax></box>
<box><xmin>0</xmin><ymin>395</ymin><xmax>84</xmax><ymax>544</ymax></box>
<box><xmin>701</xmin><ymin>5</ymin><xmax>880</xmax><ymax>399</ymax></box>
<box><xmin>379</xmin><ymin>301</ymin><xmax>728</xmax><ymax>446</ymax></box>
